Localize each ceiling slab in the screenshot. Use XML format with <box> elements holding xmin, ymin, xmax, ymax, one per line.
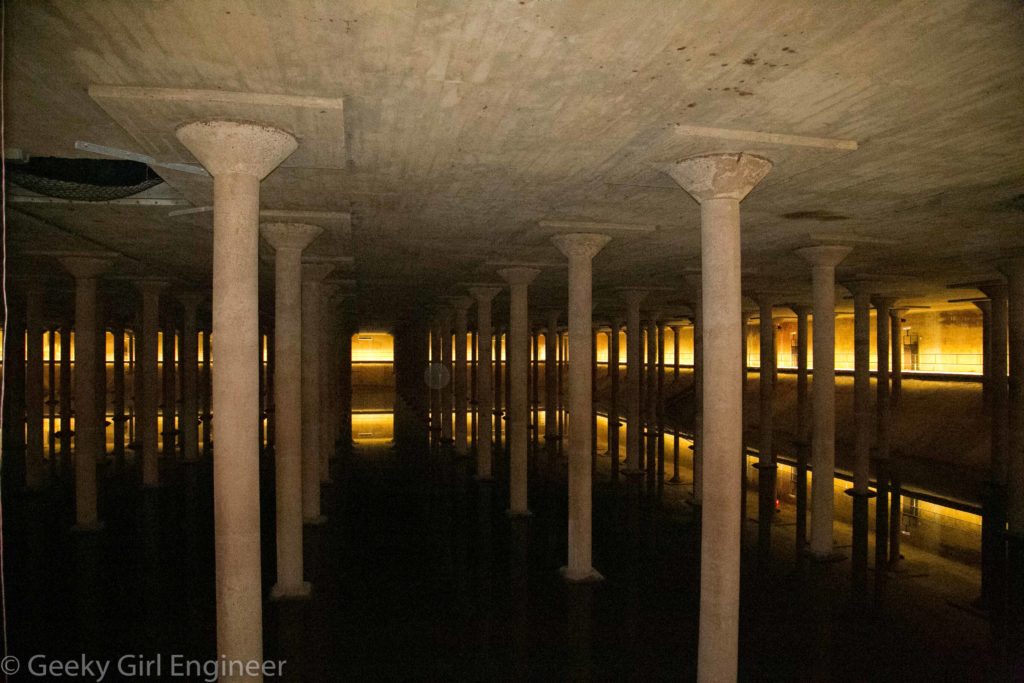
<box><xmin>88</xmin><ymin>85</ymin><xmax>346</xmax><ymax>171</ymax></box>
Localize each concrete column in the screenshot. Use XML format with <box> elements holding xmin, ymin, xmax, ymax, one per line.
<box><xmin>891</xmin><ymin>308</ymin><xmax>905</xmax><ymax>402</ymax></box>
<box><xmin>872</xmin><ymin>295</ymin><xmax>896</xmax><ymax>575</ymax></box>
<box><xmin>162</xmin><ymin>319</ymin><xmax>177</xmax><ymax>458</ymax></box>
<box><xmin>847</xmin><ymin>287</ymin><xmax>874</xmax><ymax>594</ymax></box>
<box><xmin>25</xmin><ymin>283</ymin><xmax>47</xmax><ymax>489</ymax></box>
<box><xmin>2</xmin><ymin>299</ymin><xmax>26</xmax><ymax>484</ymax></box>
<box><xmin>59</xmin><ymin>322</ymin><xmax>72</xmax><ymax>462</ymax></box>
<box><xmin>262</xmin><ymin>222</ymin><xmax>322</xmax><ymax>599</ymax></box>
<box><xmin>494</xmin><ymin>327</ymin><xmax>504</xmax><ymax>448</ymax></box>
<box><xmin>552</xmin><ymin>233</ymin><xmax>610</xmax><ymax>582</ymax></box>
<box><xmin>497</xmin><ymin>267</ymin><xmax>540</xmax><ymax>515</ymax></box>
<box><xmin>663</xmin><ymin>152</ymin><xmax>772</xmax><ymax>683</ymax></box>
<box><xmin>111</xmin><ymin>324</ymin><xmax>126</xmax><ymax>468</ymax></box>
<box><xmin>742</xmin><ymin>311</ymin><xmax>752</xmax><ymax>387</ymax></box>
<box><xmin>978</xmin><ymin>284</ymin><xmax>1008</xmax><ymax>610</ymax></box>
<box><xmin>440</xmin><ymin>308</ymin><xmax>455</xmax><ymax>445</ymax></box>
<box><xmin>975</xmin><ymin>299</ymin><xmax>993</xmax><ymax>408</ymax></box>
<box><xmin>591</xmin><ymin>324</ymin><xmax>599</xmax><ymax>468</ymax></box>
<box><xmin>177</xmin><ymin>119</ymin><xmax>297</xmax><ymax>679</ymax></box>
<box><xmin>470</xmin><ymin>286</ymin><xmax>502</xmax><ymax>479</ymax></box>
<box><xmin>135</xmin><ymin>280</ymin><xmax>167</xmax><ymax>486</ymax></box>
<box><xmin>201</xmin><ymin>327</ymin><xmax>212</xmax><ymax>456</ymax></box>
<box><xmin>668</xmin><ymin>323</ymin><xmax>683</xmax><ymax>484</ymax></box>
<box><xmin>178</xmin><ymin>294</ymin><xmax>203</xmax><ymax>463</ymax></box>
<box><xmin>645</xmin><ymin>314</ymin><xmax>659</xmax><ymax>483</ymax></box>
<box><xmin>621</xmin><ymin>289</ymin><xmax>648</xmax><ymax>475</ymax></box>
<box><xmin>754</xmin><ymin>295</ymin><xmax>777</xmax><ymax>559</ymax></box>
<box><xmin>545</xmin><ymin>311</ymin><xmax>560</xmax><ymax>441</ymax></box>
<box><xmin>656</xmin><ymin>322</ymin><xmax>666</xmax><ymax>488</ymax></box>
<box><xmin>430</xmin><ymin>317</ymin><xmax>443</xmax><ymax>441</ymax></box>
<box><xmin>301</xmin><ymin>262</ymin><xmax>334</xmax><ymax>521</ymax></box>
<box><xmin>684</xmin><ymin>274</ymin><xmax>705</xmax><ymax>505</ymax></box>
<box><xmin>796</xmin><ymin>245</ymin><xmax>851</xmax><ymax>558</ymax></box>
<box><xmin>671</xmin><ymin>324</ymin><xmax>681</xmax><ymax>380</ymax></box>
<box><xmin>791</xmin><ymin>304</ymin><xmax>811</xmax><ymax>552</ymax></box>
<box><xmin>319</xmin><ymin>282</ymin><xmax>339</xmax><ymax>481</ymax></box>
<box><xmin>1002</xmin><ymin>260</ymin><xmax>1024</xmax><ymax>559</ymax></box>
<box><xmin>888</xmin><ymin>307</ymin><xmax>909</xmax><ymax>567</ymax></box>
<box><xmin>59</xmin><ymin>255</ymin><xmax>112</xmax><ymax>529</ymax></box>
<box><xmin>451</xmin><ymin>296</ymin><xmax>473</xmax><ymax>455</ymax></box>
<box><xmin>608</xmin><ymin>318</ymin><xmax>621</xmax><ymax>481</ymax></box>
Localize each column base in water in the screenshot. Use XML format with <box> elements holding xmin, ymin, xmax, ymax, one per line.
<box><xmin>560</xmin><ymin>565</ymin><xmax>605</xmax><ymax>584</ymax></box>
<box><xmin>270</xmin><ymin>581</ymin><xmax>312</xmax><ymax>601</ymax></box>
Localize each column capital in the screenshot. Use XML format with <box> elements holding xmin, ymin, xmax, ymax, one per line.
<box><xmin>870</xmin><ymin>294</ymin><xmax>899</xmax><ymax>310</ymax></box>
<box><xmin>788</xmin><ymin>303</ymin><xmax>812</xmax><ymax>316</ymax></box>
<box><xmin>261</xmin><ymin>222</ymin><xmax>323</xmax><ymax>252</ymax></box>
<box><xmin>442</xmin><ymin>294</ymin><xmax>474</xmax><ymax>312</ymax></box>
<box><xmin>998</xmin><ymin>256</ymin><xmax>1024</xmax><ymax>279</ymax></box>
<box><xmin>176</xmin><ymin>120</ymin><xmax>297</xmax><ymax>179</ymax></box>
<box><xmin>468</xmin><ymin>285</ymin><xmax>503</xmax><ymax>304</ymax></box>
<box><xmin>972</xmin><ymin>298</ymin><xmax>992</xmax><ymax>314</ymax></box>
<box><xmin>301</xmin><ymin>261</ymin><xmax>335</xmax><ymax>282</ymax></box>
<box><xmin>795</xmin><ymin>244</ymin><xmax>852</xmax><ymax>268</ymax></box>
<box><xmin>550</xmin><ymin>232</ymin><xmax>611</xmax><ymax>260</ymax></box>
<box><xmin>659</xmin><ymin>152</ymin><xmax>772</xmax><ymax>203</ymax></box>
<box><xmin>497</xmin><ymin>266</ymin><xmax>540</xmax><ymax>286</ymax></box>
<box><xmin>57</xmin><ymin>254</ymin><xmax>114</xmax><ymax>280</ymax></box>
<box><xmin>134</xmin><ymin>278</ymin><xmax>170</xmax><ymax>295</ymax></box>
<box><xmin>619</xmin><ymin>287</ymin><xmax>648</xmax><ymax>308</ymax></box>
<box><xmin>747</xmin><ymin>291</ymin><xmax>781</xmax><ymax>308</ymax></box>
<box><xmin>177</xmin><ymin>292</ymin><xmax>205</xmax><ymax>311</ymax></box>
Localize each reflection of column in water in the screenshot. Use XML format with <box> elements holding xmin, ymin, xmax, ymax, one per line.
<box><xmin>48</xmin><ymin>329</ymin><xmax>57</xmax><ymax>462</ymax></box>
<box><xmin>474</xmin><ymin>482</ymin><xmax>494</xmax><ymax>675</ymax></box>
<box><xmin>609</xmin><ymin>322</ymin><xmax>621</xmax><ymax>481</ymax></box>
<box><xmin>71</xmin><ymin>533</ymin><xmax>106</xmax><ymax>658</ymax></box>
<box><xmin>113</xmin><ymin>326</ymin><xmax>126</xmax><ymax>468</ymax></box>
<box><xmin>510</xmin><ymin>518</ymin><xmax>530</xmax><ymax>679</ymax></box>
<box><xmin>60</xmin><ymin>324</ymin><xmax>72</xmax><ymax>463</ymax></box>
<box><xmin>567</xmin><ymin>583</ymin><xmax>593</xmax><ymax>681</ymax></box>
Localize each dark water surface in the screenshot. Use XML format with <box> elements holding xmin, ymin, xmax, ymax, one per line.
<box><xmin>2</xmin><ymin>430</ymin><xmax>1008</xmax><ymax>681</ymax></box>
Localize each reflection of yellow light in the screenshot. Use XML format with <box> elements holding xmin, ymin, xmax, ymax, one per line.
<box><xmin>352</xmin><ymin>411</ymin><xmax>394</xmax><ymax>443</ymax></box>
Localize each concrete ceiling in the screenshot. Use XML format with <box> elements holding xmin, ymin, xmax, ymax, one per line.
<box><xmin>6</xmin><ymin>0</ymin><xmax>1024</xmax><ymax>326</ymax></box>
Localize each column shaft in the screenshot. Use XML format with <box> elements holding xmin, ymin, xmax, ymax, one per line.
<box><xmin>809</xmin><ymin>261</ymin><xmax>839</xmax><ymax>556</ymax></box>
<box><xmin>545</xmin><ymin>313</ymin><xmax>559</xmax><ymax>440</ymax></box>
<box><xmin>140</xmin><ymin>286</ymin><xmax>162</xmax><ymax>485</ymax></box>
<box><xmin>181</xmin><ymin>300</ymin><xmax>200</xmax><ymax>462</ymax></box>
<box><xmin>454</xmin><ymin>302</ymin><xmax>470</xmax><ymax>454</ymax></box>
<box><xmin>301</xmin><ymin>275</ymin><xmax>324</xmax><ymax>521</ymax></box>
<box><xmin>25</xmin><ymin>285</ymin><xmax>46</xmax><ymax>489</ymax></box>
<box><xmin>74</xmin><ymin>276</ymin><xmax>101</xmax><ymax>528</ymax></box>
<box><xmin>697</xmin><ymin>197</ymin><xmax>744</xmax><ymax>681</ymax></box>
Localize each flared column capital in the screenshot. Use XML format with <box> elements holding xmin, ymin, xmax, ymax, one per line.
<box><xmin>619</xmin><ymin>287</ymin><xmax>648</xmax><ymax>309</ymax></box>
<box><xmin>870</xmin><ymin>294</ymin><xmax>899</xmax><ymax>311</ymax></box>
<box><xmin>659</xmin><ymin>152</ymin><xmax>773</xmax><ymax>203</ymax></box>
<box><xmin>550</xmin><ymin>232</ymin><xmax>611</xmax><ymax>260</ymax></box>
<box><xmin>443</xmin><ymin>295</ymin><xmax>474</xmax><ymax>313</ymax></box>
<box><xmin>497</xmin><ymin>266</ymin><xmax>540</xmax><ymax>286</ymax></box>
<box><xmin>469</xmin><ymin>285</ymin><xmax>502</xmax><ymax>305</ymax></box>
<box><xmin>795</xmin><ymin>245</ymin><xmax>852</xmax><ymax>269</ymax></box>
<box><xmin>57</xmin><ymin>254</ymin><xmax>114</xmax><ymax>280</ymax></box>
<box><xmin>261</xmin><ymin>222</ymin><xmax>323</xmax><ymax>252</ymax></box>
<box><xmin>134</xmin><ymin>278</ymin><xmax>169</xmax><ymax>296</ymax></box>
<box><xmin>176</xmin><ymin>120</ymin><xmax>297</xmax><ymax>179</ymax></box>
